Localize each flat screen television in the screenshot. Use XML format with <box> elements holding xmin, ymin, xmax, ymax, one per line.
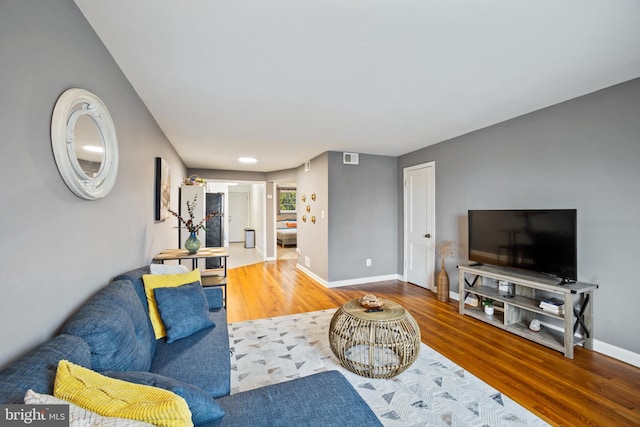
<box><xmin>468</xmin><ymin>209</ymin><xmax>577</xmax><ymax>282</ymax></box>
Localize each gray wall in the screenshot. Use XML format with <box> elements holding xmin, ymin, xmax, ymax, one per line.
<box><xmin>328</xmin><ymin>152</ymin><xmax>398</xmax><ymax>281</ymax></box>
<box><xmin>398</xmin><ymin>78</ymin><xmax>640</xmax><ymax>354</ymax></box>
<box><xmin>296</xmin><ymin>153</ymin><xmax>329</xmax><ymax>280</ymax></box>
<box><xmin>0</xmin><ymin>0</ymin><xmax>186</xmax><ymax>368</ymax></box>
<box><xmin>295</xmin><ymin>152</ymin><xmax>399</xmax><ymax>283</ymax></box>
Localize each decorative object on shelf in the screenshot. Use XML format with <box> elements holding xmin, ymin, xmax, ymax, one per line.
<box><xmin>483</xmin><ymin>299</ymin><xmax>494</xmax><ymax>315</ymax></box>
<box><xmin>183</xmin><ymin>175</ymin><xmax>205</xmax><ymax>186</ymax></box>
<box><xmin>435</xmin><ymin>240</ymin><xmax>455</xmax><ymax>302</ymax></box>
<box><xmin>498</xmin><ymin>280</ymin><xmax>515</xmax><ymax>297</ymax></box>
<box><xmin>529</xmin><ymin>319</ymin><xmax>541</xmax><ymax>332</ymax></box>
<box><xmin>51</xmin><ymin>88</ymin><xmax>119</xmax><ymax>200</ymax></box>
<box><xmin>154</xmin><ymin>157</ymin><xmax>170</xmax><ymax>221</ymax></box>
<box><xmin>358</xmin><ymin>294</ymin><xmax>384</xmax><ymax>310</ymax></box>
<box><xmin>184</xmin><ymin>231</ymin><xmax>201</xmax><ymax>254</ymax></box>
<box><xmin>168</xmin><ymin>194</ymin><xmax>221</xmax><ymax>254</ymax></box>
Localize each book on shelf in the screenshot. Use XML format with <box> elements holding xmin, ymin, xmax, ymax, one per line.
<box><xmin>539</xmin><ymin>300</ymin><xmax>565</xmax><ymax>308</ymax></box>
<box><xmin>539</xmin><ymin>297</ymin><xmax>564</xmax><ymax>306</ymax></box>
<box><xmin>539</xmin><ymin>297</ymin><xmax>565</xmax><ymax>314</ymax></box>
<box><xmin>540</xmin><ymin>305</ymin><xmax>565</xmax><ymax>314</ymax></box>
<box><xmin>539</xmin><ymin>305</ymin><xmax>564</xmax><ymax>314</ymax></box>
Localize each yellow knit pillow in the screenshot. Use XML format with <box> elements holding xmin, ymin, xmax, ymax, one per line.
<box><xmin>54</xmin><ymin>360</ymin><xmax>192</xmax><ymax>427</ymax></box>
<box><xmin>142</xmin><ymin>269</ymin><xmax>202</xmax><ymax>339</ymax></box>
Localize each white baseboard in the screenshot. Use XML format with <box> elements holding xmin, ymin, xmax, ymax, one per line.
<box><xmin>295</xmin><ymin>264</ymin><xmax>327</xmax><ymax>286</ymax></box>
<box><xmin>450</xmin><ymin>291</ymin><xmax>640</xmax><ymax>367</ymax></box>
<box><xmin>295</xmin><ymin>265</ymin><xmax>402</xmax><ymax>288</ymax></box>
<box><xmin>592</xmin><ymin>340</ymin><xmax>640</xmax><ymax>368</ymax></box>
<box><xmin>326</xmin><ymin>274</ymin><xmax>404</xmax><ymax>288</ymax></box>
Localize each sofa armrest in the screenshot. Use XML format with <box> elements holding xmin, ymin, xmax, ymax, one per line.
<box><xmin>203</xmin><ymin>287</ymin><xmax>224</xmax><ymax>310</ymax></box>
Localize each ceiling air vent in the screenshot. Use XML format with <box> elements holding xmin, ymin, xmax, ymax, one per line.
<box><xmin>343</xmin><ymin>152</ymin><xmax>359</xmax><ymax>165</ymax></box>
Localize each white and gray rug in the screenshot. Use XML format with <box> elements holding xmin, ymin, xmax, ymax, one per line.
<box><xmin>228</xmin><ymin>309</ymin><xmax>550</xmax><ymax>427</ymax></box>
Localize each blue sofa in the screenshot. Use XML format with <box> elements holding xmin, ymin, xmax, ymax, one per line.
<box><xmin>0</xmin><ymin>266</ymin><xmax>382</xmax><ymax>426</ymax></box>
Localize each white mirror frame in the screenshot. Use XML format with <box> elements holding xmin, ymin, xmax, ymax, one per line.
<box><xmin>51</xmin><ymin>88</ymin><xmax>119</xmax><ymax>200</ymax></box>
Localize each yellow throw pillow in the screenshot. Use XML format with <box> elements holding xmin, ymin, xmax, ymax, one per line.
<box><xmin>142</xmin><ymin>269</ymin><xmax>201</xmax><ymax>339</ymax></box>
<box><xmin>54</xmin><ymin>360</ymin><xmax>192</xmax><ymax>427</ymax></box>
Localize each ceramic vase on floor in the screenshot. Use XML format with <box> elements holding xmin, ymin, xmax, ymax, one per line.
<box><xmin>437</xmin><ymin>259</ymin><xmax>449</xmax><ymax>302</ymax></box>
<box><xmin>185</xmin><ymin>231</ymin><xmax>201</xmax><ymax>254</ymax></box>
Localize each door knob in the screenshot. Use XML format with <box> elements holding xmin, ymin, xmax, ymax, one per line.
<box><xmin>425</xmin><ymin>234</ymin><xmax>431</xmax><ymax>238</ymax></box>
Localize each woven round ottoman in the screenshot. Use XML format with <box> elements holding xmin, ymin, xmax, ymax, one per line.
<box><xmin>329</xmin><ymin>299</ymin><xmax>421</xmax><ymax>379</ymax></box>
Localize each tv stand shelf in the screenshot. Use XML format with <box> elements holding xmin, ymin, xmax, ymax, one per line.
<box><xmin>458</xmin><ymin>265</ymin><xmax>597</xmax><ymax>358</ymax></box>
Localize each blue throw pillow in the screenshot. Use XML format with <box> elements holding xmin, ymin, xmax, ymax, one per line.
<box><xmin>103</xmin><ymin>370</ymin><xmax>224</xmax><ymax>423</ymax></box>
<box><xmin>153</xmin><ymin>281</ymin><xmax>215</xmax><ymax>343</ymax></box>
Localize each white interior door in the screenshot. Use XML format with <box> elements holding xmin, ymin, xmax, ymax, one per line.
<box><xmin>404</xmin><ymin>162</ymin><xmax>435</xmax><ymax>290</ymax></box>
<box><xmin>228</xmin><ymin>192</ymin><xmax>249</xmax><ymax>242</ymax></box>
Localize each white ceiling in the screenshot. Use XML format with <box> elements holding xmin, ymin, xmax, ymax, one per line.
<box><xmin>75</xmin><ymin>0</ymin><xmax>640</xmax><ymax>173</ymax></box>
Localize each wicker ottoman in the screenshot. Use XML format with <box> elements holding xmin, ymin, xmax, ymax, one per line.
<box><xmin>329</xmin><ymin>299</ymin><xmax>421</xmax><ymax>379</ymax></box>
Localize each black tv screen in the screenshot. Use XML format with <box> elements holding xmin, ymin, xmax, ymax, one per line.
<box><xmin>468</xmin><ymin>209</ymin><xmax>577</xmax><ymax>281</ymax></box>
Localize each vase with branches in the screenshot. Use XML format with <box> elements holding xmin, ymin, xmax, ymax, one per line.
<box><xmin>168</xmin><ymin>194</ymin><xmax>221</xmax><ymax>253</ymax></box>
<box><xmin>435</xmin><ymin>240</ymin><xmax>455</xmax><ymax>302</ymax></box>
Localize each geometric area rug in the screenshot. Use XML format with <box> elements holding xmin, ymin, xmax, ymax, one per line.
<box><xmin>228</xmin><ymin>309</ymin><xmax>550</xmax><ymax>427</ymax></box>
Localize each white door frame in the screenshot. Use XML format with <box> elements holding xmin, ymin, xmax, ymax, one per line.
<box><xmin>403</xmin><ymin>161</ymin><xmax>436</xmax><ymax>290</ymax></box>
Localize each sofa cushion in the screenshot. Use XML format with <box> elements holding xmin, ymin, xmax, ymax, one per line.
<box><xmin>112</xmin><ymin>267</ymin><xmax>157</xmax><ymax>356</ymax></box>
<box><xmin>61</xmin><ymin>281</ymin><xmax>153</xmax><ymax>372</ymax></box>
<box><xmin>0</xmin><ymin>334</ymin><xmax>91</xmax><ymax>404</ymax></box>
<box><xmin>209</xmin><ymin>370</ymin><xmax>382</xmax><ymax>427</ymax></box>
<box><xmin>142</xmin><ymin>269</ymin><xmax>202</xmax><ymax>339</ymax></box>
<box><xmin>202</xmin><ymin>287</ymin><xmax>224</xmax><ymax>310</ymax></box>
<box><xmin>25</xmin><ymin>390</ymin><xmax>154</xmax><ymax>426</ymax></box>
<box><xmin>154</xmin><ymin>282</ymin><xmax>215</xmax><ymax>343</ymax></box>
<box><xmin>113</xmin><ymin>266</ymin><xmax>152</xmax><ymax>313</ymax></box>
<box><xmin>54</xmin><ymin>360</ymin><xmax>192</xmax><ymax>427</ymax></box>
<box><xmin>151</xmin><ymin>309</ymin><xmax>230</xmax><ymax>398</ymax></box>
<box><xmin>104</xmin><ymin>371</ymin><xmax>224</xmax><ymax>424</ymax></box>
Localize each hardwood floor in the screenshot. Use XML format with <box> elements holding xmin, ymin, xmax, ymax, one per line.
<box><xmin>226</xmin><ymin>260</ymin><xmax>640</xmax><ymax>427</ymax></box>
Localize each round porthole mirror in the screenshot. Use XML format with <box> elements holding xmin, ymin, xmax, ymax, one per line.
<box><xmin>51</xmin><ymin>88</ymin><xmax>119</xmax><ymax>200</ymax></box>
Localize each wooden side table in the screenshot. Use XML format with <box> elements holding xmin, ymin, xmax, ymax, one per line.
<box><xmin>329</xmin><ymin>299</ymin><xmax>421</xmax><ymax>378</ymax></box>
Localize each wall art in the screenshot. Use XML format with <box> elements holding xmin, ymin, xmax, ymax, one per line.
<box><xmin>155</xmin><ymin>157</ymin><xmax>171</xmax><ymax>220</ymax></box>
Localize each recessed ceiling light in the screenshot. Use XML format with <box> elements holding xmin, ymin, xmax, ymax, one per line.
<box><xmin>238</xmin><ymin>157</ymin><xmax>257</xmax><ymax>164</ymax></box>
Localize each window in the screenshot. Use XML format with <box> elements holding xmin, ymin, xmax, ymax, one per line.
<box><xmin>279</xmin><ymin>188</ymin><xmax>296</xmax><ymax>213</ymax></box>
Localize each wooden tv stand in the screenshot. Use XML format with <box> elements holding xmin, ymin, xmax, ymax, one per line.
<box><xmin>458</xmin><ymin>264</ymin><xmax>597</xmax><ymax>358</ymax></box>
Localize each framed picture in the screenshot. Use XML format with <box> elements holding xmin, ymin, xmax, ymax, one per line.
<box><xmin>155</xmin><ymin>157</ymin><xmax>170</xmax><ymax>220</ymax></box>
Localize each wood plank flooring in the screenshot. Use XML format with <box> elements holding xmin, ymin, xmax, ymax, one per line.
<box><xmin>226</xmin><ymin>259</ymin><xmax>640</xmax><ymax>427</ymax></box>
